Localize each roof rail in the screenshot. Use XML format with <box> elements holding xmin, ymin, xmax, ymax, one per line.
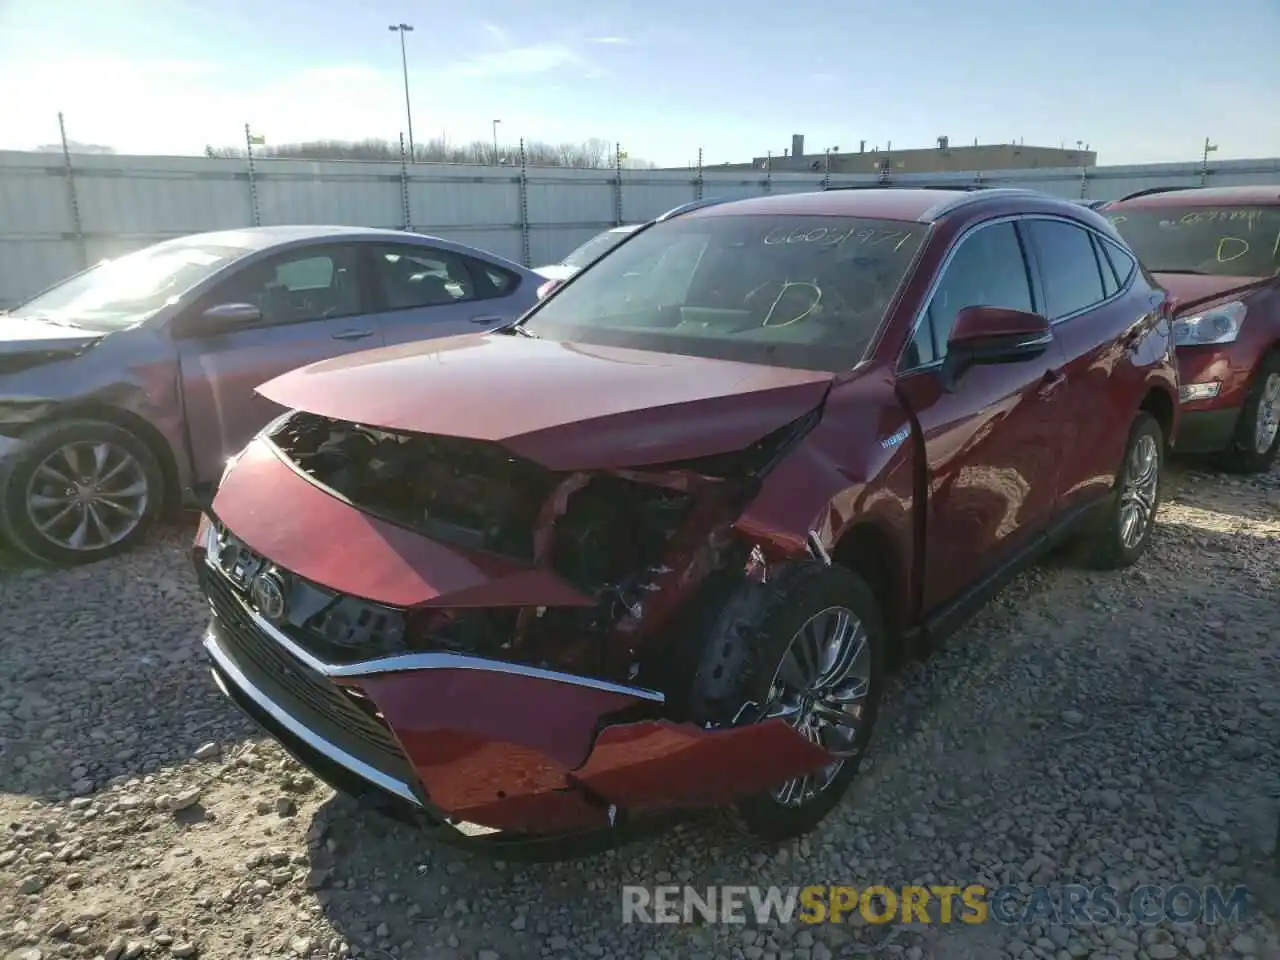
<box><xmin>825</xmin><ymin>183</ymin><xmax>1003</xmax><ymax>193</ymax></box>
<box><xmin>1115</xmin><ymin>185</ymin><xmax>1197</xmax><ymax>202</ymax></box>
<box><xmin>654</xmin><ymin>196</ymin><xmax>735</xmax><ymax>221</ymax></box>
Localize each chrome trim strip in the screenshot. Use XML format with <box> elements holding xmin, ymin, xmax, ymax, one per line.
<box><xmin>203</xmin><ymin>629</ymin><xmax>423</xmax><ymax>807</ymax></box>
<box><xmin>897</xmin><ymin>213</ymin><xmax>1138</xmax><ymax>376</ymax></box>
<box><xmin>203</xmin><ymin>554</ymin><xmax>666</xmax><ymax>703</ymax></box>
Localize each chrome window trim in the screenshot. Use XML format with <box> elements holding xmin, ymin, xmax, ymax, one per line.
<box><xmin>204</xmin><ymin>630</ymin><xmax>425</xmax><ymax>808</ymax></box>
<box><xmin>203</xmin><ymin>550</ymin><xmax>667</xmax><ymax>703</ymax></box>
<box><xmin>897</xmin><ymin>213</ymin><xmax>1138</xmax><ymax>375</ymax></box>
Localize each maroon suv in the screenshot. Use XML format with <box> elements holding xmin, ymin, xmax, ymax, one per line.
<box><xmin>1104</xmin><ymin>185</ymin><xmax>1280</xmax><ymax>472</ymax></box>
<box><xmin>193</xmin><ymin>187</ymin><xmax>1178</xmax><ymax>848</ymax></box>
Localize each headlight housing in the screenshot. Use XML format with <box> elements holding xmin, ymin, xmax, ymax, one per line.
<box><xmin>1173</xmin><ymin>301</ymin><xmax>1246</xmax><ymax>346</ymax></box>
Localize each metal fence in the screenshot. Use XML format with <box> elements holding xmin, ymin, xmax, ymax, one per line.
<box><xmin>2</xmin><ymin>140</ymin><xmax>1278</xmax><ymax>308</ymax></box>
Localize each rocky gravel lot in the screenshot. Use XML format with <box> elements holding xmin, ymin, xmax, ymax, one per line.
<box><xmin>1</xmin><ymin>462</ymin><xmax>1278</xmax><ymax>960</ymax></box>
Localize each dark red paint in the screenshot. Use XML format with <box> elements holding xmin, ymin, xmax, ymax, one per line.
<box><xmin>201</xmin><ymin>187</ymin><xmax>1182</xmax><ymax>841</ymax></box>
<box><xmin>1104</xmin><ymin>186</ymin><xmax>1280</xmax><ymax>456</ymax></box>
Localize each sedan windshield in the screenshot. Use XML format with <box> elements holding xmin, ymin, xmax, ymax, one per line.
<box><xmin>560</xmin><ymin>228</ymin><xmax>638</xmax><ymax>269</ymax></box>
<box><xmin>12</xmin><ymin>240</ymin><xmax>249</xmax><ymax>330</ymax></box>
<box><xmin>524</xmin><ymin>214</ymin><xmax>928</xmax><ymax>372</ymax></box>
<box><xmin>1107</xmin><ymin>205</ymin><xmax>1280</xmax><ymax>278</ymax></box>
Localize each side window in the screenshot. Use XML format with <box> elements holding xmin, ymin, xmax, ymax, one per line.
<box><xmin>1092</xmin><ymin>236</ymin><xmax>1119</xmax><ymax>298</ymax></box>
<box><xmin>1025</xmin><ymin>220</ymin><xmax>1106</xmax><ymax>320</ymax></box>
<box><xmin>371</xmin><ymin>245</ymin><xmax>477</xmax><ymax>311</ymax></box>
<box><xmin>482</xmin><ymin>265</ymin><xmax>520</xmax><ymax>296</ymax></box>
<box><xmin>1102</xmin><ymin>239</ymin><xmax>1137</xmax><ymax>287</ymax></box>
<box><xmin>905</xmin><ymin>221</ymin><xmax>1034</xmax><ymax>366</ymax></box>
<box><xmin>210</xmin><ymin>246</ymin><xmax>363</xmax><ymax>325</ymax></box>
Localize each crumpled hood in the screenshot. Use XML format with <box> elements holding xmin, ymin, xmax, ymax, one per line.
<box><xmin>0</xmin><ymin>315</ymin><xmax>103</xmax><ymax>354</ymax></box>
<box><xmin>1154</xmin><ymin>273</ymin><xmax>1271</xmax><ymax>313</ymax></box>
<box><xmin>256</xmin><ymin>333</ymin><xmax>833</xmax><ymax>471</ymax></box>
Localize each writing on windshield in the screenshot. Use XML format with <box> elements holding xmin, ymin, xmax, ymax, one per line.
<box><xmin>1108</xmin><ymin>206</ymin><xmax>1280</xmax><ymax>277</ymax></box>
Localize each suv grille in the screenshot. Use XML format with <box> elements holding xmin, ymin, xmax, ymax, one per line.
<box><xmin>202</xmin><ymin>564</ymin><xmax>416</xmax><ymax>789</ymax></box>
<box><xmin>208</xmin><ymin>527</ymin><xmax>410</xmax><ymax>664</ymax></box>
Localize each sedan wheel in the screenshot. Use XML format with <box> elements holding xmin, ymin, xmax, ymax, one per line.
<box><xmin>0</xmin><ymin>419</ymin><xmax>164</xmax><ymax>566</ymax></box>
<box><xmin>26</xmin><ymin>441</ymin><xmax>151</xmax><ymax>552</ymax></box>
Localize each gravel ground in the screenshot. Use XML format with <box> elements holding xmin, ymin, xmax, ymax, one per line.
<box><xmin>1</xmin><ymin>462</ymin><xmax>1277</xmax><ymax>960</ymax></box>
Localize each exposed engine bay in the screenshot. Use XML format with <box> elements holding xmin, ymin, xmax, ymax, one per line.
<box><xmin>264</xmin><ymin>412</ymin><xmax>702</xmax><ymax>678</ymax></box>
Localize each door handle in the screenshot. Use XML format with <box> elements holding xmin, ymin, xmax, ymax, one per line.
<box><xmin>470</xmin><ymin>314</ymin><xmax>505</xmax><ymax>325</ymax></box>
<box><xmin>1037</xmin><ymin>368</ymin><xmax>1067</xmax><ymax>400</ymax></box>
<box><xmin>332</xmin><ymin>328</ymin><xmax>375</xmax><ymax>341</ymax></box>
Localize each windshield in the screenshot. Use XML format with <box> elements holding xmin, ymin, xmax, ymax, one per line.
<box><xmin>560</xmin><ymin>228</ymin><xmax>638</xmax><ymax>269</ymax></box>
<box><xmin>1106</xmin><ymin>205</ymin><xmax>1280</xmax><ymax>278</ymax></box>
<box><xmin>525</xmin><ymin>214</ymin><xmax>928</xmax><ymax>372</ymax></box>
<box><xmin>12</xmin><ymin>241</ymin><xmax>249</xmax><ymax>330</ymax></box>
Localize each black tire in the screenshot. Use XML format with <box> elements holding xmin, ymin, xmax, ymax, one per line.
<box><xmin>685</xmin><ymin>562</ymin><xmax>886</xmax><ymax>842</ymax></box>
<box><xmin>1073</xmin><ymin>412</ymin><xmax>1163</xmax><ymax>570</ymax></box>
<box><xmin>1215</xmin><ymin>351</ymin><xmax>1280</xmax><ymax>474</ymax></box>
<box><xmin>0</xmin><ymin>419</ymin><xmax>164</xmax><ymax>566</ymax></box>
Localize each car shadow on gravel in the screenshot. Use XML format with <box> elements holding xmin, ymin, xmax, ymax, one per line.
<box><xmin>0</xmin><ymin>520</ymin><xmax>260</xmax><ymax>802</ymax></box>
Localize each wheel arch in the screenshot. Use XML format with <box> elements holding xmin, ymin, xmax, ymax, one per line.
<box><xmin>1139</xmin><ymin>383</ymin><xmax>1176</xmax><ymax>449</ymax></box>
<box><xmin>831</xmin><ymin>518</ymin><xmax>908</xmax><ymax>667</ymax></box>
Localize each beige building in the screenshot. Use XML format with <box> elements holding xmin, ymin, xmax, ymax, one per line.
<box><xmin>693</xmin><ymin>134</ymin><xmax>1096</xmax><ymax>175</ymax></box>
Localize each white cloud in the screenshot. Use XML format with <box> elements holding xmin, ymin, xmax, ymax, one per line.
<box><xmin>588</xmin><ymin>36</ymin><xmax>629</xmax><ymax>45</ymax></box>
<box><xmin>453</xmin><ymin>44</ymin><xmax>586</xmax><ymax>79</ymax></box>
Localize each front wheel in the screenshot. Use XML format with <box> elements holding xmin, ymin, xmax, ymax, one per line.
<box><xmin>1216</xmin><ymin>352</ymin><xmax>1280</xmax><ymax>474</ymax></box>
<box><xmin>0</xmin><ymin>419</ymin><xmax>164</xmax><ymax>566</ymax></box>
<box><xmin>686</xmin><ymin>564</ymin><xmax>886</xmax><ymax>842</ymax></box>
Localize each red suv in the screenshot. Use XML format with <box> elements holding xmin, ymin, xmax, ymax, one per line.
<box><xmin>193</xmin><ymin>187</ymin><xmax>1178</xmax><ymax>848</ymax></box>
<box><xmin>1104</xmin><ymin>185</ymin><xmax>1280</xmax><ymax>472</ymax></box>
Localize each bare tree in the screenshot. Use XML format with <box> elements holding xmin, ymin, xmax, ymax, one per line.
<box><xmin>203</xmin><ymin>135</ymin><xmax>651</xmax><ymax>169</ymax></box>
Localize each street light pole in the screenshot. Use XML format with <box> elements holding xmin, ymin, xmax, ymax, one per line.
<box><xmin>388</xmin><ymin>24</ymin><xmax>415</xmax><ymax>162</ymax></box>
<box><xmin>492</xmin><ymin>119</ymin><xmax>502</xmax><ymax>164</ymax></box>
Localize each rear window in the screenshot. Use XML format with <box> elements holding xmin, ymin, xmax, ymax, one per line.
<box><xmin>1106</xmin><ymin>205</ymin><xmax>1280</xmax><ymax>278</ymax></box>
<box><xmin>524</xmin><ymin>214</ymin><xmax>929</xmax><ymax>373</ymax></box>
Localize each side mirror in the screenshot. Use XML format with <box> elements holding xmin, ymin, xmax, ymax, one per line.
<box><xmin>939</xmin><ymin>305</ymin><xmax>1052</xmax><ymax>390</ymax></box>
<box><xmin>174</xmin><ymin>302</ymin><xmax>261</xmax><ymax>338</ymax></box>
<box><xmin>202</xmin><ymin>302</ymin><xmax>262</xmax><ymax>324</ymax></box>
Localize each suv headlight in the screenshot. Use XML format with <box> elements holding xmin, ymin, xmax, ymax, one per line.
<box><xmin>1173</xmin><ymin>301</ymin><xmax>1245</xmax><ymax>346</ymax></box>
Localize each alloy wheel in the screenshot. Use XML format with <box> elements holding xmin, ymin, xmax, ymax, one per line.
<box><xmin>1118</xmin><ymin>433</ymin><xmax>1159</xmax><ymax>549</ymax></box>
<box><xmin>763</xmin><ymin>605</ymin><xmax>872</xmax><ymax>808</ymax></box>
<box><xmin>1253</xmin><ymin>372</ymin><xmax>1280</xmax><ymax>455</ymax></box>
<box><xmin>25</xmin><ymin>441</ymin><xmax>150</xmax><ymax>552</ymax></box>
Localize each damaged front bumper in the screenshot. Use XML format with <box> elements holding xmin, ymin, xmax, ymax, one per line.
<box><xmin>193</xmin><ymin>432</ymin><xmax>835</xmax><ymax>848</ymax></box>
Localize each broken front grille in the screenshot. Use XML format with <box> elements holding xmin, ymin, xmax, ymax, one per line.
<box><xmin>207</xmin><ymin>527</ymin><xmax>411</xmax><ymax>664</ymax></box>
<box><xmin>202</xmin><ymin>564</ymin><xmax>416</xmax><ymax>788</ymax></box>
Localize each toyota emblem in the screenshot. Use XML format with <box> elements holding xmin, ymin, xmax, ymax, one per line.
<box><xmin>249</xmin><ymin>570</ymin><xmax>288</xmax><ymax>623</ymax></box>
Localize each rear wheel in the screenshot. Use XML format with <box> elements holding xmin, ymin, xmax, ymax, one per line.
<box><xmin>1216</xmin><ymin>352</ymin><xmax>1280</xmax><ymax>474</ymax></box>
<box><xmin>686</xmin><ymin>563</ymin><xmax>886</xmax><ymax>842</ymax></box>
<box><xmin>1073</xmin><ymin>412</ymin><xmax>1163</xmax><ymax>570</ymax></box>
<box><xmin>0</xmin><ymin>419</ymin><xmax>164</xmax><ymax>566</ymax></box>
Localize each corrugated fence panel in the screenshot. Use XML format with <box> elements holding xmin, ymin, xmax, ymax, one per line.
<box><xmin>2</xmin><ymin>149</ymin><xmax>1277</xmax><ymax>306</ymax></box>
<box><xmin>256</xmin><ymin>175</ymin><xmax>400</xmax><ymax>227</ymax></box>
<box><xmin>68</xmin><ymin>154</ymin><xmax>251</xmax><ymax>243</ymax></box>
<box><xmin>622</xmin><ymin>172</ymin><xmax>698</xmax><ymax>221</ymax></box>
<box><xmin>408</xmin><ymin>165</ymin><xmax>520</xmax><ymax>233</ymax></box>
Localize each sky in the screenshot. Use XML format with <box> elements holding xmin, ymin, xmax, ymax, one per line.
<box><xmin>0</xmin><ymin>0</ymin><xmax>1277</xmax><ymax>168</ymax></box>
